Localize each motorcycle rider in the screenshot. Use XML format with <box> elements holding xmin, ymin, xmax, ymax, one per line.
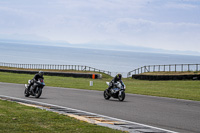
<box><xmin>27</xmin><ymin>71</ymin><xmax>44</xmax><ymax>91</ymax></box>
<box><xmin>106</xmin><ymin>73</ymin><xmax>124</xmax><ymax>93</ymax></box>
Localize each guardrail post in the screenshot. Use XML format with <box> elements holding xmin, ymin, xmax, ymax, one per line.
<box><xmin>175</xmin><ymin>64</ymin><xmax>176</xmax><ymax>72</ymax></box>
<box><xmin>164</xmin><ymin>65</ymin><xmax>165</xmax><ymax>72</ymax></box>
<box><xmin>181</xmin><ymin>64</ymin><xmax>183</xmax><ymax>72</ymax></box>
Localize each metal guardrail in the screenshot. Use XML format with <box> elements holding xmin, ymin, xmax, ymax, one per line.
<box><xmin>127</xmin><ymin>64</ymin><xmax>200</xmax><ymax>77</ymax></box>
<box><xmin>0</xmin><ymin>62</ymin><xmax>111</xmax><ymax>76</ymax></box>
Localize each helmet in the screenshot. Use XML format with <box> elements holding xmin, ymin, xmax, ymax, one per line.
<box><xmin>117</xmin><ymin>73</ymin><xmax>122</xmax><ymax>79</ymax></box>
<box><xmin>39</xmin><ymin>71</ymin><xmax>44</xmax><ymax>76</ymax></box>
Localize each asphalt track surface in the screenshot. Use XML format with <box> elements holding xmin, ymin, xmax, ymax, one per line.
<box><xmin>0</xmin><ymin>82</ymin><xmax>200</xmax><ymax>133</ymax></box>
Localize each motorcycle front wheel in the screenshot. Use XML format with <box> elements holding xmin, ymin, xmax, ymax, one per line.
<box><xmin>35</xmin><ymin>87</ymin><xmax>42</xmax><ymax>98</ymax></box>
<box><xmin>104</xmin><ymin>90</ymin><xmax>111</xmax><ymax>100</ymax></box>
<box><xmin>118</xmin><ymin>92</ymin><xmax>125</xmax><ymax>101</ymax></box>
<box><xmin>24</xmin><ymin>88</ymin><xmax>30</xmax><ymax>97</ymax></box>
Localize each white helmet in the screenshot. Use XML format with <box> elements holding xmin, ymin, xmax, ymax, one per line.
<box><xmin>39</xmin><ymin>71</ymin><xmax>44</xmax><ymax>76</ymax></box>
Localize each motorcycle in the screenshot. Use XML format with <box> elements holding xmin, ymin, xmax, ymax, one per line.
<box><xmin>104</xmin><ymin>81</ymin><xmax>126</xmax><ymax>101</ymax></box>
<box><xmin>24</xmin><ymin>78</ymin><xmax>45</xmax><ymax>98</ymax></box>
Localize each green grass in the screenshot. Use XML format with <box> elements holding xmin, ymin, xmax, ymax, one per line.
<box><xmin>125</xmin><ymin>79</ymin><xmax>200</xmax><ymax>101</ymax></box>
<box><xmin>0</xmin><ymin>99</ymin><xmax>123</xmax><ymax>133</ymax></box>
<box><xmin>0</xmin><ymin>72</ymin><xmax>200</xmax><ymax>101</ymax></box>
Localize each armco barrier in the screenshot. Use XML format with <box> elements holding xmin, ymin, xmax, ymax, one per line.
<box><xmin>132</xmin><ymin>74</ymin><xmax>200</xmax><ymax>80</ymax></box>
<box><xmin>0</xmin><ymin>69</ymin><xmax>102</xmax><ymax>79</ymax></box>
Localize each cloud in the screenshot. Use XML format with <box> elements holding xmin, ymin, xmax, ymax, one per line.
<box><xmin>0</xmin><ymin>0</ymin><xmax>199</xmax><ymax>51</ymax></box>
<box><xmin>165</xmin><ymin>2</ymin><xmax>198</xmax><ymax>9</ymax></box>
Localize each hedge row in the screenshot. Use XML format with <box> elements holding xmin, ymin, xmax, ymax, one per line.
<box><xmin>132</xmin><ymin>74</ymin><xmax>200</xmax><ymax>80</ymax></box>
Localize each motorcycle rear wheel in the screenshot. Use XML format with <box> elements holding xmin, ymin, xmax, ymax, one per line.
<box><xmin>104</xmin><ymin>90</ymin><xmax>111</xmax><ymax>100</ymax></box>
<box><xmin>35</xmin><ymin>87</ymin><xmax>42</xmax><ymax>98</ymax></box>
<box><xmin>118</xmin><ymin>92</ymin><xmax>125</xmax><ymax>101</ymax></box>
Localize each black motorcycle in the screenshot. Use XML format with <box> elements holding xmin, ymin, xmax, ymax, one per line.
<box><xmin>104</xmin><ymin>81</ymin><xmax>126</xmax><ymax>101</ymax></box>
<box><xmin>24</xmin><ymin>78</ymin><xmax>45</xmax><ymax>98</ymax></box>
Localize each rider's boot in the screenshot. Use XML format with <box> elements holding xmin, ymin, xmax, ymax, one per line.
<box><xmin>106</xmin><ymin>86</ymin><xmax>112</xmax><ymax>95</ymax></box>
<box><xmin>27</xmin><ymin>84</ymin><xmax>31</xmax><ymax>91</ymax></box>
<box><xmin>30</xmin><ymin>86</ymin><xmax>36</xmax><ymax>96</ymax></box>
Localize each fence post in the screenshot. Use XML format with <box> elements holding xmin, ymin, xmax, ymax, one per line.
<box><xmin>181</xmin><ymin>64</ymin><xmax>183</xmax><ymax>72</ymax></box>
<box><xmin>175</xmin><ymin>64</ymin><xmax>176</xmax><ymax>72</ymax></box>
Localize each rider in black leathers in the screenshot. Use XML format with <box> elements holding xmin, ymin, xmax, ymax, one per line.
<box><xmin>27</xmin><ymin>71</ymin><xmax>44</xmax><ymax>91</ymax></box>
<box><xmin>106</xmin><ymin>74</ymin><xmax>124</xmax><ymax>93</ymax></box>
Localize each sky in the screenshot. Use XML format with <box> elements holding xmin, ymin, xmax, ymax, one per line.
<box><xmin>0</xmin><ymin>0</ymin><xmax>200</xmax><ymax>51</ymax></box>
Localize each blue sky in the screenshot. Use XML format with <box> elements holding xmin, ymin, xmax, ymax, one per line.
<box><xmin>0</xmin><ymin>0</ymin><xmax>200</xmax><ymax>51</ymax></box>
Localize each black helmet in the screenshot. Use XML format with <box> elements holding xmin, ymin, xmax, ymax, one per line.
<box><xmin>117</xmin><ymin>74</ymin><xmax>122</xmax><ymax>79</ymax></box>
<box><xmin>39</xmin><ymin>71</ymin><xmax>44</xmax><ymax>76</ymax></box>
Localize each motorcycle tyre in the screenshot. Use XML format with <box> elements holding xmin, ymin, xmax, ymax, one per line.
<box><xmin>104</xmin><ymin>90</ymin><xmax>111</xmax><ymax>100</ymax></box>
<box><xmin>118</xmin><ymin>92</ymin><xmax>125</xmax><ymax>101</ymax></box>
<box><xmin>35</xmin><ymin>87</ymin><xmax>42</xmax><ymax>98</ymax></box>
<box><xmin>24</xmin><ymin>88</ymin><xmax>30</xmax><ymax>97</ymax></box>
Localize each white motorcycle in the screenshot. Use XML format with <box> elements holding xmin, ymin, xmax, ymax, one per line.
<box><xmin>24</xmin><ymin>78</ymin><xmax>45</xmax><ymax>98</ymax></box>
<box><xmin>104</xmin><ymin>81</ymin><xmax>126</xmax><ymax>101</ymax></box>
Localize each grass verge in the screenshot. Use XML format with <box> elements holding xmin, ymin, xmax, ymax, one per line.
<box><xmin>0</xmin><ymin>99</ymin><xmax>123</xmax><ymax>133</ymax></box>
<box><xmin>0</xmin><ymin>66</ymin><xmax>111</xmax><ymax>78</ymax></box>
<box><xmin>0</xmin><ymin>72</ymin><xmax>200</xmax><ymax>101</ymax></box>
